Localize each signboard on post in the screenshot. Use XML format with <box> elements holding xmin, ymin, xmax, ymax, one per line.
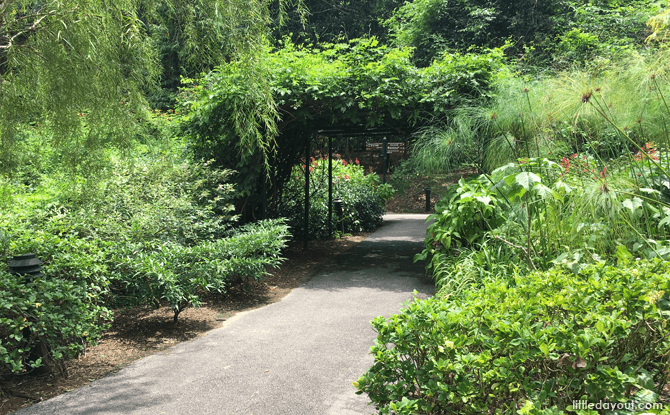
<box><xmin>366</xmin><ymin>142</ymin><xmax>406</xmax><ymax>155</ymax></box>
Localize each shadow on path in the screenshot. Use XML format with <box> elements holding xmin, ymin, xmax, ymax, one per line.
<box><xmin>14</xmin><ymin>214</ymin><xmax>434</xmax><ymax>415</ymax></box>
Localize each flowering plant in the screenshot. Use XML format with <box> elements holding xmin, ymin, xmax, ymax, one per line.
<box><xmin>280</xmin><ymin>155</ymin><xmax>394</xmax><ymax>239</ymax></box>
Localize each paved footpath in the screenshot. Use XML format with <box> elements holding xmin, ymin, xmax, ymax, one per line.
<box><xmin>15</xmin><ymin>214</ymin><xmax>434</xmax><ymax>415</ymax></box>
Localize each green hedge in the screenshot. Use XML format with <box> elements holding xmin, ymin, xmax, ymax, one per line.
<box><xmin>0</xmin><ymin>272</ymin><xmax>110</xmax><ymax>374</ymax></box>
<box><xmin>356</xmin><ymin>259</ymin><xmax>670</xmax><ymax>414</ymax></box>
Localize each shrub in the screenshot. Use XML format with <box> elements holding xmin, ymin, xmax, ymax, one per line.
<box><xmin>0</xmin><ymin>270</ymin><xmax>110</xmax><ymax>375</ymax></box>
<box><xmin>0</xmin><ymin>138</ymin><xmax>292</xmax><ymax>373</ymax></box>
<box><xmin>427</xmin><ymin>243</ymin><xmax>521</xmax><ymax>299</ymax></box>
<box><xmin>356</xmin><ymin>259</ymin><xmax>670</xmax><ymax>414</ymax></box>
<box><xmin>279</xmin><ymin>156</ymin><xmax>392</xmax><ymax>239</ymax></box>
<box><xmin>111</xmin><ymin>219</ymin><xmax>289</xmax><ymax>322</ymax></box>
<box><xmin>415</xmin><ymin>176</ymin><xmax>504</xmax><ymax>261</ymax></box>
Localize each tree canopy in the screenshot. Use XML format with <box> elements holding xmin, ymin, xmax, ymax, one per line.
<box><xmin>385</xmin><ymin>0</ymin><xmax>661</xmax><ymax>66</ymax></box>
<box><xmin>270</xmin><ymin>0</ymin><xmax>403</xmax><ymax>45</ymax></box>
<box><xmin>0</xmin><ymin>0</ymin><xmax>156</xmax><ymax>172</ymax></box>
<box><xmin>0</xmin><ymin>0</ymin><xmax>300</xmax><ymax>174</ymax></box>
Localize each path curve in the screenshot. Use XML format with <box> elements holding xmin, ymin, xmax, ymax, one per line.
<box><xmin>14</xmin><ymin>214</ymin><xmax>433</xmax><ymax>415</ymax></box>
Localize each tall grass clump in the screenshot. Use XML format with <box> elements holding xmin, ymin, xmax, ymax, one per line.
<box><xmin>408</xmin><ymin>49</ymin><xmax>670</xmax><ymax>177</ymax></box>
<box><xmin>410</xmin><ymin>107</ymin><xmax>491</xmax><ymax>174</ymax></box>
<box><xmin>412</xmin><ymin>48</ymin><xmax>670</xmax><ymax>292</ymax></box>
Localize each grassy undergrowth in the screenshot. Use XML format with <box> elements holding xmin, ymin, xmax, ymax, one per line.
<box><xmin>358</xmin><ymin>49</ymin><xmax>670</xmax><ymax>414</ymax></box>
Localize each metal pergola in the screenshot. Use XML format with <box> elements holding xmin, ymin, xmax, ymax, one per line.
<box><xmin>301</xmin><ymin>124</ymin><xmax>415</xmax><ymax>250</ymax></box>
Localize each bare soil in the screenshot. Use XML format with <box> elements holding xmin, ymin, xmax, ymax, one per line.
<box><xmin>386</xmin><ymin>167</ymin><xmax>478</xmax><ymax>213</ymax></box>
<box><xmin>0</xmin><ymin>234</ymin><xmax>368</xmax><ymax>415</ymax></box>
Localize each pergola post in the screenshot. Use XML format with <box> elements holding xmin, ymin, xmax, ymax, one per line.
<box><xmin>304</xmin><ymin>136</ymin><xmax>310</xmax><ymax>250</ymax></box>
<box><xmin>328</xmin><ymin>135</ymin><xmax>333</xmax><ymax>238</ymax></box>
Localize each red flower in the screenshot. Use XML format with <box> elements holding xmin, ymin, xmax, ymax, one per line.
<box><xmin>561</xmin><ymin>157</ymin><xmax>570</xmax><ymax>173</ymax></box>
<box><xmin>355</xmin><ymin>158</ymin><xmax>359</xmax><ymax>165</ymax></box>
<box><xmin>634</xmin><ymin>142</ymin><xmax>659</xmax><ymax>161</ymax></box>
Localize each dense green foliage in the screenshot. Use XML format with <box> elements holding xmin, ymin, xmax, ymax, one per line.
<box><xmin>145</xmin><ymin>0</ymin><xmax>305</xmax><ymax>108</ymax></box>
<box><xmin>4</xmin><ymin>0</ymin><xmax>670</xmax><ymax>408</ymax></box>
<box><xmin>279</xmin><ymin>155</ymin><xmax>393</xmax><ymax>239</ymax></box>
<box><xmin>0</xmin><ymin>270</ymin><xmax>110</xmax><ymax>375</ymax></box>
<box><xmin>0</xmin><ymin>127</ymin><xmax>289</xmax><ymax>374</ymax></box>
<box><xmin>386</xmin><ymin>0</ymin><xmax>661</xmax><ymax>67</ymax></box>
<box><xmin>271</xmin><ymin>0</ymin><xmax>404</xmax><ymax>45</ymax></box>
<box><xmin>351</xmin><ymin>12</ymin><xmax>670</xmax><ymax>410</ymax></box>
<box><xmin>355</xmin><ymin>3</ymin><xmax>670</xmax><ymax>412</ymax></box>
<box><xmin>411</xmin><ymin>50</ymin><xmax>670</xmax><ymax>279</ymax></box>
<box><xmin>387</xmin><ymin>0</ymin><xmax>565</xmax><ymax>66</ymax></box>
<box><xmin>356</xmin><ymin>260</ymin><xmax>670</xmax><ymax>414</ymax></box>
<box><xmin>0</xmin><ymin>0</ymin><xmax>300</xmax><ymax>174</ymax></box>
<box><xmin>268</xmin><ymin>39</ymin><xmax>505</xmax><ymax>123</ymax></box>
<box><xmin>417</xmin><ymin>149</ymin><xmax>670</xmax><ymax>294</ymax></box>
<box><xmin>409</xmin><ymin>48</ymin><xmax>670</xmax><ymax>173</ymax></box>
<box><xmin>0</xmin><ymin>0</ymin><xmax>157</xmax><ymax>173</ymax></box>
<box><xmin>180</xmin><ymin>38</ymin><xmax>505</xmax><ymax>219</ymax></box>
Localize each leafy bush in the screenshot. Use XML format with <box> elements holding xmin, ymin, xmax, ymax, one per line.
<box><xmin>0</xmin><ymin>137</ymin><xmax>291</xmax><ymax>373</ymax></box>
<box><xmin>426</xmin><ymin>242</ymin><xmax>521</xmax><ymax>299</ymax></box>
<box><xmin>555</xmin><ymin>28</ymin><xmax>600</xmax><ymax>64</ymax></box>
<box><xmin>279</xmin><ymin>156</ymin><xmax>392</xmax><ymax>239</ymax></box>
<box><xmin>111</xmin><ymin>219</ymin><xmax>288</xmax><ymax>322</ymax></box>
<box><xmin>0</xmin><ymin>270</ymin><xmax>110</xmax><ymax>374</ymax></box>
<box><xmin>356</xmin><ymin>259</ymin><xmax>670</xmax><ymax>414</ymax></box>
<box><xmin>418</xmin><ymin>150</ymin><xmax>670</xmax><ymax>286</ymax></box>
<box><xmin>417</xmin><ymin>177</ymin><xmax>504</xmax><ymax>254</ymax></box>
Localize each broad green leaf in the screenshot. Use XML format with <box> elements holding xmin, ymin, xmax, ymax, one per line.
<box><xmin>533</xmin><ymin>183</ymin><xmax>559</xmax><ymax>200</ymax></box>
<box><xmin>515</xmin><ymin>172</ymin><xmax>541</xmax><ymax>191</ymax></box>
<box><xmin>622</xmin><ymin>197</ymin><xmax>644</xmax><ymax>213</ymax></box>
<box><xmin>475</xmin><ymin>196</ymin><xmax>491</xmax><ymax>205</ymax></box>
<box><xmin>506</xmin><ymin>186</ymin><xmax>526</xmax><ymax>202</ymax></box>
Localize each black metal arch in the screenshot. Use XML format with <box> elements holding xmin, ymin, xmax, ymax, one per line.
<box><xmin>272</xmin><ymin>103</ymin><xmax>424</xmax><ymax>249</ymax></box>
<box><xmin>300</xmin><ymin>125</ymin><xmax>417</xmax><ymax>250</ymax></box>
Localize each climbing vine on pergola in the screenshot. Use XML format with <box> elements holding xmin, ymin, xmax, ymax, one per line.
<box><xmin>180</xmin><ymin>38</ymin><xmax>505</xmax><ymax>224</ymax></box>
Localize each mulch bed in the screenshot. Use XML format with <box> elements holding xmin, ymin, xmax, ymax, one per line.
<box><xmin>0</xmin><ymin>234</ymin><xmax>368</xmax><ymax>415</ymax></box>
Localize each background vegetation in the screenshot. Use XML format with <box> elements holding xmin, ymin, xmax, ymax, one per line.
<box><xmin>2</xmin><ymin>0</ymin><xmax>670</xmax><ymax>413</ymax></box>
<box><xmin>352</xmin><ymin>1</ymin><xmax>670</xmax><ymax>413</ymax></box>
<box><xmin>279</xmin><ymin>155</ymin><xmax>394</xmax><ymax>239</ymax></box>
